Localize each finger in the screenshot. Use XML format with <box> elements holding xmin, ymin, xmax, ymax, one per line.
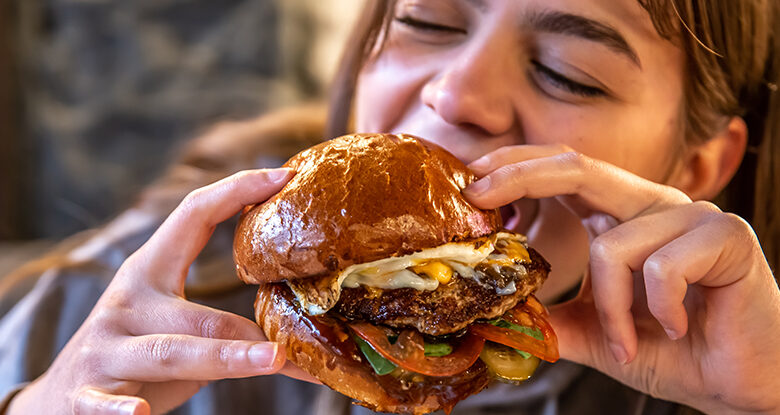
<box><xmin>546</xmin><ymin>294</ymin><xmax>602</xmax><ymax>367</ymax></box>
<box><xmin>463</xmin><ymin>151</ymin><xmax>690</xmax><ymax>222</ymax></box>
<box><xmin>124</xmin><ymin>295</ymin><xmax>267</xmax><ymax>342</ymax></box>
<box><xmin>467</xmin><ymin>144</ymin><xmax>574</xmax><ymax>177</ymax></box>
<box><xmin>642</xmin><ymin>212</ymin><xmax>760</xmax><ymax>339</ymax></box>
<box><xmin>74</xmin><ymin>388</ymin><xmax>150</xmax><ymax>415</ymax></box>
<box><xmin>585</xmin><ymin>202</ymin><xmax>725</xmax><ymax>362</ymax></box>
<box><xmin>133</xmin><ymin>168</ymin><xmax>294</xmax><ymax>293</ymax></box>
<box><xmin>110</xmin><ymin>335</ymin><xmax>284</xmax><ymax>381</ymax></box>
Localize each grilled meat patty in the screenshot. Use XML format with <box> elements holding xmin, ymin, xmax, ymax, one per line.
<box><xmin>335</xmin><ymin>248</ymin><xmax>550</xmax><ymax>336</ymax></box>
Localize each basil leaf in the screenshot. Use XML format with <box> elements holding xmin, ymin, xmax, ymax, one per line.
<box><xmin>424</xmin><ymin>343</ymin><xmax>453</xmax><ymax>357</ymax></box>
<box><xmin>353</xmin><ymin>336</ymin><xmax>397</xmax><ymax>375</ymax></box>
<box><xmin>487</xmin><ymin>318</ymin><xmax>543</xmax><ymax>359</ymax></box>
<box><xmin>488</xmin><ymin>319</ymin><xmax>544</xmax><ymax>341</ymax></box>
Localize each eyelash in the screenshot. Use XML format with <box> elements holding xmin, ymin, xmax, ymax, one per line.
<box><xmin>531</xmin><ymin>60</ymin><xmax>605</xmax><ymax>98</ymax></box>
<box><xmin>394</xmin><ymin>17</ymin><xmax>605</xmax><ymax>99</ymax></box>
<box><xmin>394</xmin><ymin>16</ymin><xmax>465</xmax><ymax>34</ymax></box>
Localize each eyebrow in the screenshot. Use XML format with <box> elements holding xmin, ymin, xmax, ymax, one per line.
<box><xmin>528</xmin><ymin>10</ymin><xmax>642</xmax><ymax>69</ymax></box>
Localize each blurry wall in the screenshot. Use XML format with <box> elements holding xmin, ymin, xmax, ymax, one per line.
<box><xmin>1</xmin><ymin>0</ymin><xmax>361</xmax><ymax>240</ymax></box>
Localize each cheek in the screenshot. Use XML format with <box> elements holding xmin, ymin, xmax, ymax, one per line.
<box><xmin>354</xmin><ymin>53</ymin><xmax>428</xmax><ymax>133</ymax></box>
<box><xmin>522</xmin><ymin>104</ymin><xmax>683</xmax><ymax>182</ymax></box>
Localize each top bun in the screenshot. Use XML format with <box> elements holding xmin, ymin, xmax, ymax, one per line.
<box><xmin>234</xmin><ymin>133</ymin><xmax>501</xmax><ymax>284</ymax></box>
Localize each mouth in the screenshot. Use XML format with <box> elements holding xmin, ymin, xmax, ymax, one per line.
<box><xmin>499</xmin><ymin>199</ymin><xmax>539</xmax><ymax>234</ymax></box>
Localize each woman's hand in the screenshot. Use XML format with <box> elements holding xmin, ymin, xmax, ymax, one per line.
<box><xmin>464</xmin><ymin>145</ymin><xmax>780</xmax><ymax>414</ymax></box>
<box><xmin>8</xmin><ymin>168</ymin><xmax>309</xmax><ymax>415</ymax></box>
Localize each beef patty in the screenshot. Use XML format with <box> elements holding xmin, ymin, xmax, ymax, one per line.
<box><xmin>335</xmin><ymin>248</ymin><xmax>550</xmax><ymax>336</ymax></box>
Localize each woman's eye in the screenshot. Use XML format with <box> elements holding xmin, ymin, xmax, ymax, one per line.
<box><xmin>531</xmin><ymin>60</ymin><xmax>605</xmax><ymax>98</ymax></box>
<box><xmin>395</xmin><ymin>16</ymin><xmax>466</xmax><ymax>34</ymax></box>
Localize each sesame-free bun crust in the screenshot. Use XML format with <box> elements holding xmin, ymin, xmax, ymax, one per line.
<box><xmin>234</xmin><ymin>133</ymin><xmax>500</xmax><ymax>283</ymax></box>
<box><xmin>255</xmin><ymin>284</ymin><xmax>490</xmax><ymax>415</ymax></box>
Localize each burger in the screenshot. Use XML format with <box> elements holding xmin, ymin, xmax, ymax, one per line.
<box><xmin>233</xmin><ymin>133</ymin><xmax>558</xmax><ymax>414</ymax></box>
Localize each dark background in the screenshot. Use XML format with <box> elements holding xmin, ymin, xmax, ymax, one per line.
<box><xmin>0</xmin><ymin>0</ymin><xmax>358</xmax><ymax>243</ymax></box>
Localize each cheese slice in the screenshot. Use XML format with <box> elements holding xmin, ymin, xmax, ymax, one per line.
<box><xmin>288</xmin><ymin>232</ymin><xmax>531</xmax><ymax>315</ymax></box>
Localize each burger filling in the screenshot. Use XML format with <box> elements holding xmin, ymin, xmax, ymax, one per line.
<box><xmin>284</xmin><ymin>230</ymin><xmax>558</xmax><ymax>384</ymax></box>
<box><xmin>288</xmin><ymin>232</ymin><xmax>536</xmax><ymax>316</ymax></box>
<box><xmin>346</xmin><ymin>295</ymin><xmax>558</xmax><ymax>381</ymax></box>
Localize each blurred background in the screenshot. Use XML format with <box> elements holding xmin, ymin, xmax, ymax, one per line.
<box><xmin>0</xmin><ymin>0</ymin><xmax>361</xmax><ymax>274</ymax></box>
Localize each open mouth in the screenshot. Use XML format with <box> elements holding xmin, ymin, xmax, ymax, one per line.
<box><xmin>499</xmin><ymin>199</ymin><xmax>539</xmax><ymax>234</ymax></box>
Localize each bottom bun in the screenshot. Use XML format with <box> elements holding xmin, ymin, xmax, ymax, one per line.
<box><xmin>255</xmin><ymin>284</ymin><xmax>490</xmax><ymax>415</ymax></box>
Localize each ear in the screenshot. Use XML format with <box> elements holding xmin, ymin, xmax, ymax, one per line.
<box><xmin>668</xmin><ymin>117</ymin><xmax>748</xmax><ymax>200</ymax></box>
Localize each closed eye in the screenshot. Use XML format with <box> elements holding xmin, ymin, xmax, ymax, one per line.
<box><xmin>531</xmin><ymin>60</ymin><xmax>605</xmax><ymax>98</ymax></box>
<box><xmin>395</xmin><ymin>16</ymin><xmax>466</xmax><ymax>34</ymax></box>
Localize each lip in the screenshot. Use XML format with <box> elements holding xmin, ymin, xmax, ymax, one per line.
<box><xmin>499</xmin><ymin>199</ymin><xmax>539</xmax><ymax>234</ymax></box>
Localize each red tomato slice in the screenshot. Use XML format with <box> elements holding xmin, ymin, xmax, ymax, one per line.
<box><xmin>469</xmin><ymin>296</ymin><xmax>559</xmax><ymax>363</ymax></box>
<box><xmin>348</xmin><ymin>322</ymin><xmax>485</xmax><ymax>377</ymax></box>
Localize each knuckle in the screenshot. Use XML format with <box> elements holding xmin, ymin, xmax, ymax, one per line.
<box><xmin>492</xmin><ymin>162</ymin><xmax>527</xmax><ymax>188</ymax></box>
<box><xmin>496</xmin><ymin>161</ymin><xmax>524</xmax><ymax>177</ymax></box>
<box><xmin>88</xmin><ymin>307</ymin><xmax>119</xmax><ymax>333</ymax></box>
<box><xmin>492</xmin><ymin>145</ymin><xmax>516</xmax><ymax>159</ymax></box>
<box><xmin>691</xmin><ymin>200</ymin><xmax>721</xmax><ymax>216</ymax></box>
<box><xmin>231</xmin><ymin>169</ymin><xmax>255</xmax><ymax>183</ymax></box>
<box><xmin>721</xmin><ymin>212</ymin><xmax>753</xmax><ymax>235</ymax></box>
<box><xmin>76</xmin><ymin>343</ymin><xmax>104</xmax><ymax>375</ymax></box>
<box><xmin>214</xmin><ymin>343</ymin><xmax>236</xmax><ymax>370</ymax></box>
<box><xmin>642</xmin><ymin>253</ymin><xmax>674</xmax><ymax>289</ymax></box>
<box><xmin>590</xmin><ymin>234</ymin><xmax>619</xmax><ymax>264</ymax></box>
<box><xmin>559</xmin><ymin>150</ymin><xmax>591</xmax><ymax>170</ymax></box>
<box><xmin>643</xmin><ymin>252</ymin><xmax>675</xmax><ymax>281</ymax></box>
<box><xmin>146</xmin><ymin>336</ymin><xmax>177</xmax><ymax>368</ymax></box>
<box><xmin>99</xmin><ymin>290</ymin><xmax>135</xmax><ymax>318</ymax></box>
<box><xmin>195</xmin><ymin>312</ymin><xmax>239</xmax><ymax>340</ymax></box>
<box><xmin>180</xmin><ymin>188</ymin><xmax>206</xmax><ymax>215</ymax></box>
<box><xmin>554</xmin><ymin>143</ymin><xmax>575</xmax><ymax>154</ymax></box>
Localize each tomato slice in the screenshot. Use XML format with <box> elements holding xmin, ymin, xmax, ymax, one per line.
<box><xmin>469</xmin><ymin>296</ymin><xmax>559</xmax><ymax>363</ymax></box>
<box><xmin>348</xmin><ymin>322</ymin><xmax>485</xmax><ymax>377</ymax></box>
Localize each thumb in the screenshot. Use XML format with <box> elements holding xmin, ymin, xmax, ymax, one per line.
<box><xmin>547</xmin><ymin>298</ymin><xmax>599</xmax><ymax>367</ymax></box>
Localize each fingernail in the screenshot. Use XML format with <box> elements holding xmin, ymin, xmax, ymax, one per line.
<box><xmin>468</xmin><ymin>157</ymin><xmax>489</xmax><ymax>172</ymax></box>
<box><xmin>248</xmin><ymin>342</ymin><xmax>278</xmax><ymax>367</ymax></box>
<box><xmin>664</xmin><ymin>327</ymin><xmax>680</xmax><ymax>340</ymax></box>
<box><xmin>266</xmin><ymin>168</ymin><xmax>292</xmax><ymax>184</ymax></box>
<box><xmin>465</xmin><ymin>177</ymin><xmax>491</xmax><ymax>196</ymax></box>
<box><xmin>609</xmin><ymin>341</ymin><xmax>628</xmax><ymax>365</ymax></box>
<box><xmin>119</xmin><ymin>400</ymin><xmax>140</xmax><ymax>415</ymax></box>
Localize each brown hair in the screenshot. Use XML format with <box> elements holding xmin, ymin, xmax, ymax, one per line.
<box><xmin>326</xmin><ymin>0</ymin><xmax>779</xmax><ymax>272</ymax></box>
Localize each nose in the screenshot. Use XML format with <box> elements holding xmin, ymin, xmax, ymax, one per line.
<box><xmin>421</xmin><ymin>39</ymin><xmax>516</xmax><ymax>136</ymax></box>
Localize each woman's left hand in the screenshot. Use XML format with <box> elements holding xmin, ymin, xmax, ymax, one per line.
<box><xmin>464</xmin><ymin>145</ymin><xmax>780</xmax><ymax>414</ymax></box>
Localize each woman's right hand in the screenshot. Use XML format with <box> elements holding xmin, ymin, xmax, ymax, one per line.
<box><xmin>8</xmin><ymin>168</ymin><xmax>303</xmax><ymax>415</ymax></box>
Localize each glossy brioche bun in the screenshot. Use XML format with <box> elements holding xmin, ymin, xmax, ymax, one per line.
<box><xmin>255</xmin><ymin>284</ymin><xmax>490</xmax><ymax>415</ymax></box>
<box><xmin>234</xmin><ymin>133</ymin><xmax>501</xmax><ymax>284</ymax></box>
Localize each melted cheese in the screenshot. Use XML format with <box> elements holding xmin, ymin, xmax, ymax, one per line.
<box><xmin>340</xmin><ymin>238</ymin><xmax>494</xmax><ymax>291</ymax></box>
<box><xmin>411</xmin><ymin>261</ymin><xmax>453</xmax><ymax>284</ymax></box>
<box><xmin>291</xmin><ymin>232</ymin><xmax>532</xmax><ymax>315</ymax></box>
<box><xmin>501</xmin><ymin>238</ymin><xmax>531</xmax><ymax>262</ymax></box>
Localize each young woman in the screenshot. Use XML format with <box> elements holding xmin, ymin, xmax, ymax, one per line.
<box><xmin>2</xmin><ymin>0</ymin><xmax>778</xmax><ymax>414</ymax></box>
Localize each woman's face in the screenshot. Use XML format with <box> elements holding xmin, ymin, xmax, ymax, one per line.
<box><xmin>354</xmin><ymin>0</ymin><xmax>686</xmax><ymax>298</ymax></box>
